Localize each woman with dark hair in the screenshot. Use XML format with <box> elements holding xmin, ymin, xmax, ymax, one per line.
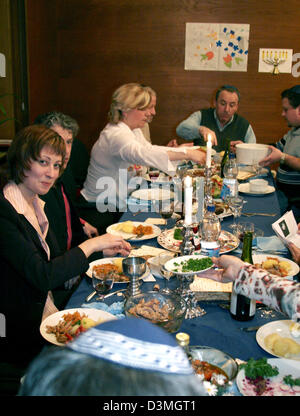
<box><xmin>0</xmin><ymin>125</ymin><xmax>130</xmax><ymax>394</ymax></box>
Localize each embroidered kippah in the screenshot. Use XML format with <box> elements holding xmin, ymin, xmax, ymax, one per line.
<box><xmin>67</xmin><ymin>317</ymin><xmax>193</xmax><ymax>375</ymax></box>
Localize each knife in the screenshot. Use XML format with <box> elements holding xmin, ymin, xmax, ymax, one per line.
<box><xmin>239</xmin><ymin>326</ymin><xmax>260</xmax><ymax>332</ymax></box>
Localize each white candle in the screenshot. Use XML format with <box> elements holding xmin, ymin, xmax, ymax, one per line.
<box><xmin>184</xmin><ymin>175</ymin><xmax>193</xmax><ymax>225</ymax></box>
<box><xmin>196</xmin><ymin>177</ymin><xmax>205</xmax><ymax>222</ymax></box>
<box><xmin>206</xmin><ymin>134</ymin><xmax>212</xmax><ymax>168</ymax></box>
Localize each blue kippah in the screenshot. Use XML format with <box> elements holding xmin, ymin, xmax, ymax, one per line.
<box><xmin>67</xmin><ymin>317</ymin><xmax>193</xmax><ymax>375</ymax></box>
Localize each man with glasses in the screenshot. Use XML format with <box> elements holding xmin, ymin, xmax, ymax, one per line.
<box><xmin>260</xmin><ymin>85</ymin><xmax>300</xmax><ymax>220</ymax></box>
<box><xmin>174</xmin><ymin>85</ymin><xmax>256</xmax><ymax>152</ymax></box>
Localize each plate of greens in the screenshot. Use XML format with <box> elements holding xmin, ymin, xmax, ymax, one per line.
<box><xmin>164</xmin><ymin>254</ymin><xmax>214</xmax><ymax>276</ymax></box>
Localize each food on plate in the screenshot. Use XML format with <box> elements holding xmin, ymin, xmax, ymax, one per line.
<box><xmin>239</xmin><ymin>357</ymin><xmax>300</xmax><ymax>396</ymax></box>
<box><xmin>191</xmin><ymin>360</ymin><xmax>229</xmax><ymax>384</ymax></box>
<box><xmin>173</xmin><ymin>228</ymin><xmax>184</xmax><ymax>240</ymax></box>
<box><xmin>114</xmin><ymin>220</ymin><xmax>135</xmax><ymax>233</ymax></box>
<box><xmin>127</xmin><ymin>298</ymin><xmax>170</xmax><ymax>322</ymax></box>
<box><xmin>113</xmin><ymin>258</ymin><xmax>123</xmax><ymax>273</ymax></box>
<box><xmin>289</xmin><ymin>322</ymin><xmax>300</xmax><ymax>338</ymax></box>
<box><xmin>211</xmin><ymin>175</ymin><xmax>223</xmax><ymax>199</ymax></box>
<box><xmin>254</xmin><ymin>256</ymin><xmax>292</xmax><ymax>277</ymax></box>
<box><xmin>113</xmin><ymin>221</ymin><xmax>153</xmax><ymax>237</ymax></box>
<box><xmin>46</xmin><ymin>311</ymin><xmax>100</xmax><ymax>343</ymax></box>
<box><xmin>133</xmin><ymin>224</ymin><xmax>153</xmax><ymax>237</ymax></box>
<box><xmin>92</xmin><ymin>262</ymin><xmax>129</xmax><ymax>282</ymax></box>
<box><xmin>264</xmin><ymin>333</ymin><xmax>300</xmax><ymax>357</ymax></box>
<box><xmin>170</xmin><ymin>257</ymin><xmax>213</xmax><ymax>273</ymax></box>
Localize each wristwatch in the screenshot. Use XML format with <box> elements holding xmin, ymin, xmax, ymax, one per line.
<box><xmin>280</xmin><ymin>153</ymin><xmax>286</xmax><ymax>164</ymax></box>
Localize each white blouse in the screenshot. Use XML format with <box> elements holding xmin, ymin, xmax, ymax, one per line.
<box><xmin>81</xmin><ymin>122</ymin><xmax>180</xmax><ymax>209</ymax></box>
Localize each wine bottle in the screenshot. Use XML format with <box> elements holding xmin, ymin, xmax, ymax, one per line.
<box><xmin>230</xmin><ymin>231</ymin><xmax>256</xmax><ymax>321</ymax></box>
<box><xmin>220</xmin><ymin>138</ymin><xmax>231</xmax><ymax>178</ymax></box>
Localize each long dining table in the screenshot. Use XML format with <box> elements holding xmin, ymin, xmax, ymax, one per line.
<box><xmin>67</xmin><ymin>170</ymin><xmax>297</xmax><ymax>363</ymax></box>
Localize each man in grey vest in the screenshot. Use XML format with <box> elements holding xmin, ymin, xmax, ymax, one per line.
<box><xmin>175</xmin><ymin>85</ymin><xmax>256</xmax><ymax>152</ymax></box>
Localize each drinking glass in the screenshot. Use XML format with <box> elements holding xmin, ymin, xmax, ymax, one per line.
<box><xmin>159</xmin><ymin>202</ymin><xmax>174</xmax><ymax>229</ymax></box>
<box><xmin>92</xmin><ymin>271</ymin><xmax>114</xmax><ymax>299</ymax></box>
<box><xmin>176</xmin><ymin>163</ymin><xmax>188</xmax><ymax>179</ymax></box>
<box><xmin>225</xmin><ymin>195</ymin><xmax>245</xmax><ymax>235</ymax></box>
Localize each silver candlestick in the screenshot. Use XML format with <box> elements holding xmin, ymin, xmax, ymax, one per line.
<box><xmin>180</xmin><ymin>223</ymin><xmax>195</xmax><ymax>256</ymax></box>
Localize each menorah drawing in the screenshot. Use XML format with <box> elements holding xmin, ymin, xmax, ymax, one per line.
<box><xmin>262</xmin><ymin>50</ymin><xmax>288</xmax><ymax>74</ymax></box>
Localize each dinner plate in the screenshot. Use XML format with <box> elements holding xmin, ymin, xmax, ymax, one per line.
<box><xmin>130</xmin><ymin>188</ymin><xmax>174</xmax><ymax>201</ymax></box>
<box><xmin>106</xmin><ymin>221</ymin><xmax>161</xmax><ymax>241</ymax></box>
<box><xmin>164</xmin><ymin>254</ymin><xmax>213</xmax><ymax>276</ymax></box>
<box><xmin>238</xmin><ymin>182</ymin><xmax>275</xmax><ymax>196</ymax></box>
<box><xmin>86</xmin><ymin>257</ymin><xmax>150</xmax><ymax>282</ymax></box>
<box><xmin>256</xmin><ymin>320</ymin><xmax>300</xmax><ymax>361</ymax></box>
<box><xmin>236</xmin><ymin>358</ymin><xmax>300</xmax><ymax>396</ymax></box>
<box><xmin>157</xmin><ymin>228</ymin><xmax>239</xmax><ymax>254</ymax></box>
<box><xmin>252</xmin><ymin>254</ymin><xmax>299</xmax><ymax>279</ymax></box>
<box><xmin>40</xmin><ymin>308</ymin><xmax>116</xmax><ymax>346</ymax></box>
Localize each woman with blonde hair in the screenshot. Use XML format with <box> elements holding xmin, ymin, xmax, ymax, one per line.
<box><xmin>81</xmin><ymin>82</ymin><xmax>206</xmax><ymax>212</ymax></box>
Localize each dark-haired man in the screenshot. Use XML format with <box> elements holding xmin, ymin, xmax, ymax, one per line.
<box><xmin>260</xmin><ymin>85</ymin><xmax>300</xmax><ymax>220</ymax></box>
<box><xmin>175</xmin><ymin>85</ymin><xmax>256</xmax><ymax>152</ymax></box>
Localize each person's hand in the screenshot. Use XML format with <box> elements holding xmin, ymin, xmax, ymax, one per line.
<box><xmin>200</xmin><ymin>255</ymin><xmax>245</xmax><ymax>283</ymax></box>
<box><xmin>288</xmin><ymin>242</ymin><xmax>300</xmax><ymax>264</ymax></box>
<box><xmin>187</xmin><ymin>148</ymin><xmax>206</xmax><ymax>165</ymax></box>
<box><xmin>103</xmin><ymin>242</ymin><xmax>132</xmax><ymax>257</ymax></box>
<box><xmin>198</xmin><ymin>126</ymin><xmax>218</xmax><ymax>146</ymax></box>
<box><xmin>79</xmin><ymin>233</ymin><xmax>131</xmax><ymax>258</ymax></box>
<box><xmin>82</xmin><ymin>221</ymin><xmax>99</xmax><ymax>238</ymax></box>
<box><xmin>167</xmin><ymin>139</ymin><xmax>179</xmax><ymax>147</ymax></box>
<box><xmin>230</xmin><ymin>140</ymin><xmax>243</xmax><ymax>153</ymax></box>
<box><xmin>259</xmin><ymin>146</ymin><xmax>281</xmax><ymax>167</ymax></box>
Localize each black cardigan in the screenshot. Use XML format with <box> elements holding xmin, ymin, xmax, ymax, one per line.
<box><xmin>0</xmin><ymin>193</ymin><xmax>89</xmax><ymax>365</ymax></box>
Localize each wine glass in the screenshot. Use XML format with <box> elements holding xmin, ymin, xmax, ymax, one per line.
<box><xmin>159</xmin><ymin>202</ymin><xmax>174</xmax><ymax>229</ymax></box>
<box><xmin>176</xmin><ymin>163</ymin><xmax>188</xmax><ymax>180</ymax></box>
<box><xmin>92</xmin><ymin>271</ymin><xmax>114</xmax><ymax>299</ymax></box>
<box><xmin>122</xmin><ymin>257</ymin><xmax>146</xmax><ymax>298</ymax></box>
<box><xmin>225</xmin><ymin>195</ymin><xmax>245</xmax><ymax>235</ymax></box>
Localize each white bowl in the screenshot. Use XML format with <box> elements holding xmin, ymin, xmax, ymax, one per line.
<box><xmin>236</xmin><ymin>143</ymin><xmax>270</xmax><ymax>165</ymax></box>
<box><xmin>249</xmin><ymin>179</ymin><xmax>268</xmax><ymax>193</ymax></box>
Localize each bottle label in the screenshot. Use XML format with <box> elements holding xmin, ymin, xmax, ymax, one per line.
<box><xmin>230</xmin><ymin>291</ymin><xmax>256</xmax><ymax>320</ymax></box>
<box><xmin>201</xmin><ymin>242</ymin><xmax>220</xmax><ymax>257</ymax></box>
<box><xmin>221</xmin><ymin>179</ymin><xmax>238</xmax><ymax>199</ymax></box>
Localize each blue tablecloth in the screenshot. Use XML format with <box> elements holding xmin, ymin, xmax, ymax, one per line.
<box><xmin>67</xmin><ymin>171</ymin><xmax>288</xmax><ymax>363</ymax></box>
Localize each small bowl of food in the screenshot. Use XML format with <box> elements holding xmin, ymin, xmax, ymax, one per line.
<box><xmin>124</xmin><ymin>290</ymin><xmax>186</xmax><ymax>333</ymax></box>
<box><xmin>189</xmin><ymin>346</ymin><xmax>238</xmax><ymax>388</ymax></box>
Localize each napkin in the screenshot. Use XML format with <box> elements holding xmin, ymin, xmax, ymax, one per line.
<box><xmin>81</xmin><ymin>301</ymin><xmax>125</xmax><ymax>318</ymax></box>
<box><xmin>145</xmin><ymin>217</ymin><xmax>166</xmax><ymax>225</ymax></box>
<box><xmin>254</xmin><ymin>236</ymin><xmax>288</xmax><ymax>254</ymax></box>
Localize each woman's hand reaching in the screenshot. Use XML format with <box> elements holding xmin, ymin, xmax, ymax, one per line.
<box><xmin>199</xmin><ymin>255</ymin><xmax>245</xmax><ymax>283</ymax></box>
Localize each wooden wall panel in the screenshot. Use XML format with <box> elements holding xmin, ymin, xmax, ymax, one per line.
<box><xmin>26</xmin><ymin>0</ymin><xmax>300</xmax><ymax>151</ymax></box>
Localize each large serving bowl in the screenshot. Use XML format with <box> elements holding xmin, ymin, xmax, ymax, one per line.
<box><xmin>124</xmin><ymin>290</ymin><xmax>186</xmax><ymax>333</ymax></box>
<box><xmin>189</xmin><ymin>345</ymin><xmax>238</xmax><ymax>384</ymax></box>
<box><xmin>236</xmin><ymin>143</ymin><xmax>270</xmax><ymax>165</ymax></box>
